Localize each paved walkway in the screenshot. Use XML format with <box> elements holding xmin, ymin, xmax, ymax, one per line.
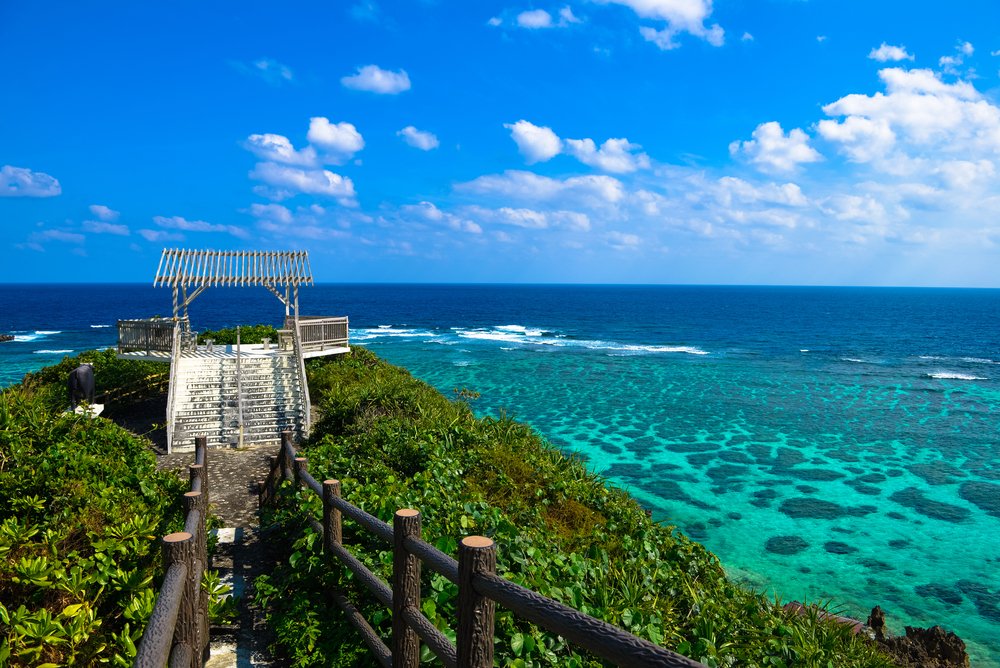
<box><xmin>157</xmin><ymin>443</ymin><xmax>278</xmax><ymax>667</ymax></box>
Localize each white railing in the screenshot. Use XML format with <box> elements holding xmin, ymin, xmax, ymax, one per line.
<box><xmin>165</xmin><ymin>324</ymin><xmax>182</xmax><ymax>453</ymax></box>
<box><xmin>118</xmin><ymin>318</ymin><xmax>177</xmax><ymax>354</ymax></box>
<box><xmin>286</xmin><ymin>315</ymin><xmax>349</xmax><ymax>353</ymax></box>
<box><xmin>291</xmin><ymin>318</ymin><xmax>312</xmax><ymax>437</ymax></box>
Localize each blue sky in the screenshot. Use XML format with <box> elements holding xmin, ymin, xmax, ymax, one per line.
<box><xmin>3</xmin><ymin>1</ymin><xmax>1000</xmax><ymax>286</ymax></box>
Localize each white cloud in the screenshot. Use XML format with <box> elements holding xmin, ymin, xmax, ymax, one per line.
<box><xmin>89</xmin><ymin>204</ymin><xmax>120</xmax><ymax>221</ymax></box>
<box><xmin>463</xmin><ymin>205</ymin><xmax>591</xmax><ymax>232</ymax></box>
<box><xmin>939</xmin><ymin>41</ymin><xmax>974</xmax><ymax>74</ymax></box>
<box><xmin>33</xmin><ymin>229</ymin><xmax>84</xmax><ymax>244</ymax></box>
<box><xmin>254</xmin><ymin>58</ymin><xmax>293</xmax><ymax>84</ymax></box>
<box><xmin>341</xmin><ymin>64</ymin><xmax>411</xmax><ymax>94</ymax></box>
<box><xmin>820</xmin><ymin>68</ymin><xmax>1000</xmax><ymax>157</ymax></box>
<box><xmin>138</xmin><ymin>229</ymin><xmax>184</xmax><ymax>242</ymax></box>
<box><xmin>729</xmin><ymin>121</ymin><xmax>822</xmax><ymax>173</ymax></box>
<box><xmin>307</xmin><ymin>118</ymin><xmax>365</xmax><ymax>162</ymax></box>
<box><xmin>602</xmin><ymin>0</ymin><xmax>724</xmax><ymax>49</ymax></box>
<box><xmin>505</xmin><ymin>120</ymin><xmax>563</xmax><ymax>163</ymax></box>
<box><xmin>0</xmin><ymin>165</ymin><xmax>61</xmax><ymax>197</ymax></box>
<box><xmin>559</xmin><ymin>6</ymin><xmax>581</xmax><ymax>24</ymax></box>
<box><xmin>250</xmin><ymin>162</ymin><xmax>357</xmax><ymax>205</ymax></box>
<box><xmin>248</xmin><ymin>203</ymin><xmax>293</xmax><ymax>223</ymax></box>
<box><xmin>716</xmin><ymin>177</ymin><xmax>809</xmax><ymax>207</ymax></box>
<box><xmin>517</xmin><ymin>9</ymin><xmax>552</xmax><ymax>28</ymax></box>
<box><xmin>398</xmin><ymin>126</ymin><xmax>440</xmax><ymax>150</ymax></box>
<box><xmin>564</xmin><ymin>137</ymin><xmax>650</xmax><ymax>173</ymax></box>
<box><xmin>153</xmin><ymin>215</ymin><xmax>250</xmax><ymax>239</ymax></box>
<box><xmin>504</xmin><ymin>121</ymin><xmax>650</xmax><ymax>173</ymax></box>
<box><xmin>868</xmin><ymin>43</ymin><xmax>914</xmax><ymax>62</ymax></box>
<box><xmin>245</xmin><ymin>133</ymin><xmax>318</xmax><ymax>166</ymax></box>
<box><xmin>741</xmin><ymin>32</ymin><xmax>753</xmax><ymax>42</ymax></box>
<box><xmin>487</xmin><ymin>16</ymin><xmax>502</xmax><ymax>26</ymax></box>
<box><xmin>83</xmin><ymin>221</ymin><xmax>129</xmax><ymax>235</ymax></box>
<box><xmin>606</xmin><ymin>231</ymin><xmax>641</xmax><ymax>250</ymax></box>
<box><xmin>458</xmin><ymin>170</ymin><xmax>625</xmax><ymax>204</ymax></box>
<box><xmin>959</xmin><ymin>41</ymin><xmax>974</xmax><ymax>56</ymax></box>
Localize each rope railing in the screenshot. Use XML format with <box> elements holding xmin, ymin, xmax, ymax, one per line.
<box><xmin>135</xmin><ymin>436</ymin><xmax>210</xmax><ymax>668</ymax></box>
<box><xmin>259</xmin><ymin>432</ymin><xmax>706</xmax><ymax>668</ymax></box>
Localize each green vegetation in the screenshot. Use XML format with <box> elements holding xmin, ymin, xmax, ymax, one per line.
<box><xmin>0</xmin><ymin>378</ymin><xmax>185</xmax><ymax>666</ymax></box>
<box><xmin>259</xmin><ymin>347</ymin><xmax>894</xmax><ymax>668</ymax></box>
<box><xmin>197</xmin><ymin>324</ymin><xmax>280</xmax><ymax>346</ymax></box>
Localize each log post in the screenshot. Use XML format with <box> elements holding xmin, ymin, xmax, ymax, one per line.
<box><xmin>188</xmin><ymin>464</ymin><xmax>204</xmax><ymax>494</ymax></box>
<box><xmin>294</xmin><ymin>457</ymin><xmax>308</xmax><ymax>488</ymax></box>
<box><xmin>392</xmin><ymin>509</ymin><xmax>422</xmax><ymax>668</ymax></box>
<box><xmin>280</xmin><ymin>430</ymin><xmax>294</xmax><ymax>475</ymax></box>
<box><xmin>458</xmin><ymin>536</ymin><xmax>496</xmax><ymax>668</ymax></box>
<box><xmin>265</xmin><ymin>455</ymin><xmax>279</xmax><ymax>503</ymax></box>
<box><xmin>323</xmin><ymin>479</ymin><xmax>342</xmax><ymax>553</ymax></box>
<box><xmin>183</xmin><ymin>491</ymin><xmax>209</xmax><ymax>664</ymax></box>
<box><xmin>164</xmin><ymin>532</ymin><xmax>197</xmax><ymax>667</ymax></box>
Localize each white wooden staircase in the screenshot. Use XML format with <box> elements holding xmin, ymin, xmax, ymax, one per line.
<box><xmin>168</xmin><ymin>350</ymin><xmax>305</xmax><ymax>451</ymax></box>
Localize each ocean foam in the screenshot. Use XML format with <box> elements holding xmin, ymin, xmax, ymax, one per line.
<box><xmin>962</xmin><ymin>357</ymin><xmax>1000</xmax><ymax>365</ymax></box>
<box><xmin>90</xmin><ymin>324</ymin><xmax>111</xmax><ymax>328</ymax></box>
<box><xmin>35</xmin><ymin>330</ymin><xmax>61</xmax><ymax>335</ymax></box>
<box><xmin>353</xmin><ymin>327</ymin><xmax>438</xmax><ymax>341</ymax></box>
<box><xmin>34</xmin><ymin>349</ymin><xmax>73</xmax><ymax>354</ymax></box>
<box><xmin>928</xmin><ymin>372</ymin><xmax>986</xmax><ymax>381</ymax></box>
<box><xmin>602</xmin><ymin>343</ymin><xmax>709</xmax><ymax>355</ymax></box>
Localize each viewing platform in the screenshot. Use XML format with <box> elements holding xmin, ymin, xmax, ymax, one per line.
<box><xmin>115</xmin><ymin>249</ymin><xmax>348</xmax><ymax>452</ymax></box>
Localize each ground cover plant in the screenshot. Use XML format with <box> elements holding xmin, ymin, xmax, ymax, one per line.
<box><xmin>258</xmin><ymin>347</ymin><xmax>895</xmax><ymax>667</ymax></box>
<box><xmin>0</xmin><ymin>379</ymin><xmax>185</xmax><ymax>665</ymax></box>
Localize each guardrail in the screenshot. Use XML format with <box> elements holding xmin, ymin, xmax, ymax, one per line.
<box><xmin>117</xmin><ymin>318</ymin><xmax>178</xmax><ymax>355</ymax></box>
<box><xmin>135</xmin><ymin>437</ymin><xmax>210</xmax><ymax>668</ymax></box>
<box><xmin>285</xmin><ymin>315</ymin><xmax>349</xmax><ymax>353</ymax></box>
<box><xmin>259</xmin><ymin>433</ymin><xmax>706</xmax><ymax>668</ymax></box>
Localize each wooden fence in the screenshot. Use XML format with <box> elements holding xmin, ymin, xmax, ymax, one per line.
<box><xmin>285</xmin><ymin>315</ymin><xmax>350</xmax><ymax>353</ymax></box>
<box><xmin>118</xmin><ymin>318</ymin><xmax>176</xmax><ymax>355</ymax></box>
<box><xmin>259</xmin><ymin>433</ymin><xmax>706</xmax><ymax>668</ymax></box>
<box><xmin>134</xmin><ymin>437</ymin><xmax>210</xmax><ymax>668</ymax></box>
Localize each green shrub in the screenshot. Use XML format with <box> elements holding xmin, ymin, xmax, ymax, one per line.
<box><xmin>197</xmin><ymin>324</ymin><xmax>280</xmax><ymax>346</ymax></box>
<box><xmin>0</xmin><ymin>385</ymin><xmax>185</xmax><ymax>666</ymax></box>
<box><xmin>259</xmin><ymin>347</ymin><xmax>894</xmax><ymax>667</ymax></box>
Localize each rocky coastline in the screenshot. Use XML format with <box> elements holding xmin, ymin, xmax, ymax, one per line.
<box><xmin>0</xmin><ymin>334</ymin><xmax>13</xmax><ymax>343</ymax></box>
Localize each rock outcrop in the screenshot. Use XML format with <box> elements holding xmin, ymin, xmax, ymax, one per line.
<box><xmin>0</xmin><ymin>334</ymin><xmax>13</xmax><ymax>343</ymax></box>
<box><xmin>868</xmin><ymin>607</ymin><xmax>970</xmax><ymax>668</ymax></box>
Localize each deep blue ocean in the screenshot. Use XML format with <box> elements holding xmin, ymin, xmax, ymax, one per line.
<box><xmin>2</xmin><ymin>283</ymin><xmax>999</xmax><ymax>664</ymax></box>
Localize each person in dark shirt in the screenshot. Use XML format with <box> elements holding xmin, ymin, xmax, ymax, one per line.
<box><xmin>68</xmin><ymin>363</ymin><xmax>95</xmax><ymax>409</ymax></box>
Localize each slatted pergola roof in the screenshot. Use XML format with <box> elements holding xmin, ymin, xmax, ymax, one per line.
<box><xmin>154</xmin><ymin>249</ymin><xmax>313</xmax><ymax>288</ymax></box>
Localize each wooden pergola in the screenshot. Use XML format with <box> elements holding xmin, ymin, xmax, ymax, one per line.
<box><xmin>154</xmin><ymin>248</ymin><xmax>313</xmax><ymax>323</ymax></box>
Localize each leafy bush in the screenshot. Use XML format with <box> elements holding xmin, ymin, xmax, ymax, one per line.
<box><xmin>196</xmin><ymin>324</ymin><xmax>280</xmax><ymax>346</ymax></box>
<box><xmin>259</xmin><ymin>347</ymin><xmax>894</xmax><ymax>667</ymax></box>
<box><xmin>0</xmin><ymin>385</ymin><xmax>185</xmax><ymax>666</ymax></box>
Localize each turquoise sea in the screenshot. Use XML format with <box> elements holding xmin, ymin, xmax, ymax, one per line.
<box><xmin>2</xmin><ymin>284</ymin><xmax>999</xmax><ymax>664</ymax></box>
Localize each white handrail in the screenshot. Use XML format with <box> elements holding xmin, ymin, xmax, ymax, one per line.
<box><xmin>236</xmin><ymin>326</ymin><xmax>245</xmax><ymax>448</ymax></box>
<box><xmin>292</xmin><ymin>317</ymin><xmax>312</xmax><ymax>436</ymax></box>
<box><xmin>165</xmin><ymin>323</ymin><xmax>181</xmax><ymax>453</ymax></box>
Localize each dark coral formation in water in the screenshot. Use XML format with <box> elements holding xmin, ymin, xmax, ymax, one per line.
<box><xmin>765</xmin><ymin>535</ymin><xmax>810</xmax><ymax>555</ymax></box>
<box><xmin>889</xmin><ymin>487</ymin><xmax>971</xmax><ymax>523</ymax></box>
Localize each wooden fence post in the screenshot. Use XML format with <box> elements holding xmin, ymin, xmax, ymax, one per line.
<box><xmin>458</xmin><ymin>536</ymin><xmax>496</xmax><ymax>668</ymax></box>
<box><xmin>188</xmin><ymin>464</ymin><xmax>203</xmax><ymax>492</ymax></box>
<box><xmin>294</xmin><ymin>457</ymin><xmax>308</xmax><ymax>487</ymax></box>
<box><xmin>323</xmin><ymin>479</ymin><xmax>342</xmax><ymax>553</ymax></box>
<box><xmin>183</xmin><ymin>491</ymin><xmax>209</xmax><ymax>665</ymax></box>
<box><xmin>164</xmin><ymin>531</ymin><xmax>197</xmax><ymax>667</ymax></box>
<box><xmin>393</xmin><ymin>509</ymin><xmax>422</xmax><ymax>668</ymax></box>
<box><xmin>281</xmin><ymin>430</ymin><xmax>294</xmax><ymax>476</ymax></box>
<box><xmin>264</xmin><ymin>455</ymin><xmax>279</xmax><ymax>504</ymax></box>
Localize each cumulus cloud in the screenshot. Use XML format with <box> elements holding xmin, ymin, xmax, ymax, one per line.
<box><xmin>245</xmin><ymin>133</ymin><xmax>318</xmax><ymax>166</ymax></box>
<box><xmin>715</xmin><ymin>177</ymin><xmax>809</xmax><ymax>207</ymax></box>
<box><xmin>89</xmin><ymin>204</ymin><xmax>120</xmax><ymax>221</ymax></box>
<box><xmin>32</xmin><ymin>229</ymin><xmax>84</xmax><ymax>244</ymax></box>
<box><xmin>247</xmin><ymin>203</ymin><xmax>294</xmax><ymax>224</ymax></box>
<box><xmin>504</xmin><ymin>120</ymin><xmax>650</xmax><ymax>172</ymax></box>
<box><xmin>83</xmin><ymin>221</ymin><xmax>129</xmax><ymax>235</ymax></box>
<box><xmin>606</xmin><ymin>231</ymin><xmax>641</xmax><ymax>250</ymax></box>
<box><xmin>307</xmin><ymin>118</ymin><xmax>365</xmax><ymax>162</ymax></box>
<box><xmin>401</xmin><ymin>201</ymin><xmax>481</xmax><ymax>233</ymax></box>
<box><xmin>729</xmin><ymin>121</ymin><xmax>822</xmax><ymax>173</ymax></box>
<box><xmin>565</xmin><ymin>137</ymin><xmax>651</xmax><ymax>173</ymax></box>
<box><xmin>505</xmin><ymin>120</ymin><xmax>563</xmax><ymax>163</ymax></box>
<box><xmin>153</xmin><ymin>215</ymin><xmax>251</xmax><ymax>239</ymax></box>
<box><xmin>341</xmin><ymin>65</ymin><xmax>411</xmax><ymax>94</ymax></box>
<box><xmin>487</xmin><ymin>16</ymin><xmax>502</xmax><ymax>26</ymax></box>
<box><xmin>819</xmin><ymin>68</ymin><xmax>1000</xmax><ymax>163</ymax></box>
<box><xmin>397</xmin><ymin>126</ymin><xmax>440</xmax><ymax>150</ymax></box>
<box><xmin>868</xmin><ymin>43</ymin><xmax>914</xmax><ymax>62</ymax></box>
<box><xmin>559</xmin><ymin>6</ymin><xmax>581</xmax><ymax>24</ymax></box>
<box><xmin>517</xmin><ymin>9</ymin><xmax>552</xmax><ymax>28</ymax></box>
<box><xmin>0</xmin><ymin>165</ymin><xmax>61</xmax><ymax>197</ymax></box>
<box><xmin>601</xmin><ymin>0</ymin><xmax>724</xmax><ymax>49</ymax></box>
<box><xmin>250</xmin><ymin>162</ymin><xmax>357</xmax><ymax>206</ymax></box>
